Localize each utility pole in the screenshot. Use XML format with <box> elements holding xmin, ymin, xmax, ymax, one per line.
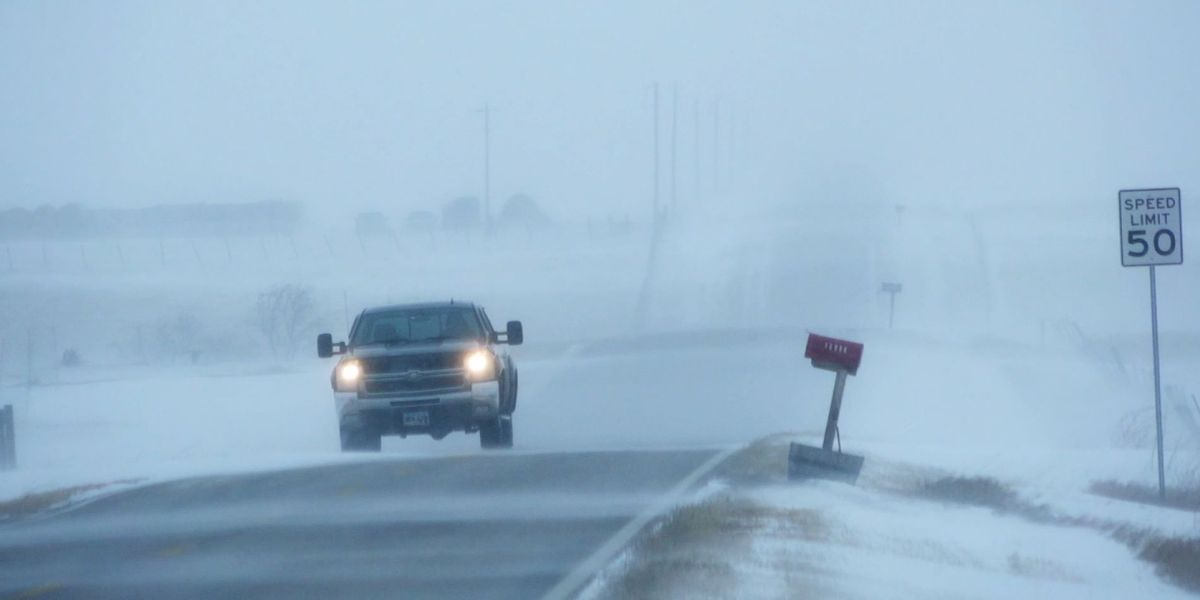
<box><xmin>49</xmin><ymin>326</ymin><xmax>58</xmax><ymax>373</ymax></box>
<box><xmin>727</xmin><ymin>108</ymin><xmax>735</xmax><ymax>190</ymax></box>
<box><xmin>482</xmin><ymin>103</ymin><xmax>492</xmax><ymax>232</ymax></box>
<box><xmin>693</xmin><ymin>97</ymin><xmax>701</xmax><ymax>206</ymax></box>
<box><xmin>637</xmin><ymin>82</ymin><xmax>664</xmax><ymax>328</ymax></box>
<box><xmin>713</xmin><ymin>98</ymin><xmax>721</xmax><ymax>193</ymax></box>
<box><xmin>25</xmin><ymin>328</ymin><xmax>33</xmax><ymax>389</ymax></box>
<box><xmin>670</xmin><ymin>84</ymin><xmax>678</xmax><ymax>215</ymax></box>
<box><xmin>652</xmin><ymin>83</ymin><xmax>660</xmax><ymax>223</ymax></box>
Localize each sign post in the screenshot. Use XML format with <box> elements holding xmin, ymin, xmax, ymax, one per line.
<box><xmin>880</xmin><ymin>282</ymin><xmax>903</xmax><ymax>329</ymax></box>
<box><xmin>1119</xmin><ymin>187</ymin><xmax>1183</xmax><ymax>501</ymax></box>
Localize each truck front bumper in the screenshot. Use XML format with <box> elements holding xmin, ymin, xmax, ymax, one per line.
<box><xmin>336</xmin><ymin>380</ymin><xmax>500</xmax><ymax>438</ymax></box>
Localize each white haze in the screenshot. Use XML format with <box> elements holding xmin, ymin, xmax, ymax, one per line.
<box><xmin>2</xmin><ymin>1</ymin><xmax>1199</xmax><ymax>219</ymax></box>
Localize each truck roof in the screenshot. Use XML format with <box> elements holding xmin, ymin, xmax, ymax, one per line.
<box><xmin>360</xmin><ymin>301</ymin><xmax>477</xmax><ymax>314</ymax></box>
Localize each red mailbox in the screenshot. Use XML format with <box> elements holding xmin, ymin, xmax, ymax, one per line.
<box><xmin>791</xmin><ymin>332</ymin><xmax>867</xmax><ymax>483</ymax></box>
<box><xmin>804</xmin><ymin>333</ymin><xmax>864</xmax><ymax>376</ymax></box>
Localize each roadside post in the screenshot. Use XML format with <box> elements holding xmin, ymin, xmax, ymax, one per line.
<box><xmin>1118</xmin><ymin>187</ymin><xmax>1183</xmax><ymax>501</ymax></box>
<box><xmin>880</xmin><ymin>282</ymin><xmax>902</xmax><ymax>329</ymax></box>
<box><xmin>0</xmin><ymin>404</ymin><xmax>15</xmax><ymax>470</ymax></box>
<box><xmin>789</xmin><ymin>334</ymin><xmax>865</xmax><ymax>483</ymax></box>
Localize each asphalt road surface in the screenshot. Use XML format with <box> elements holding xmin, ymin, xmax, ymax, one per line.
<box><xmin>0</xmin><ymin>448</ymin><xmax>723</xmax><ymax>600</ymax></box>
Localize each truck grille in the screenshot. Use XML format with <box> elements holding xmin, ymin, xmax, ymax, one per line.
<box><xmin>362</xmin><ymin>373</ymin><xmax>466</xmax><ymax>395</ymax></box>
<box><xmin>362</xmin><ymin>352</ymin><xmax>461</xmax><ymax>374</ymax></box>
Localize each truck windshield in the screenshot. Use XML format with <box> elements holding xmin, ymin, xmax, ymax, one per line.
<box><xmin>351</xmin><ymin>307</ymin><xmax>484</xmax><ymax>346</ymax></box>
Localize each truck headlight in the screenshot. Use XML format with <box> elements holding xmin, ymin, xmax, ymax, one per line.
<box><xmin>335</xmin><ymin>360</ymin><xmax>362</xmax><ymax>391</ymax></box>
<box><xmin>464</xmin><ymin>350</ymin><xmax>495</xmax><ymax>381</ymax></box>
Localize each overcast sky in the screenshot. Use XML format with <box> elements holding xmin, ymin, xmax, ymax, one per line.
<box><xmin>1</xmin><ymin>1</ymin><xmax>1198</xmax><ymax>223</ymax></box>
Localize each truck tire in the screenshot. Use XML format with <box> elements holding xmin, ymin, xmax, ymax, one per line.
<box><xmin>479</xmin><ymin>418</ymin><xmax>501</xmax><ymax>449</ymax></box>
<box><xmin>499</xmin><ymin>373</ymin><xmax>510</xmax><ymax>414</ymax></box>
<box><xmin>502</xmin><ymin>371</ymin><xmax>519</xmax><ymax>415</ymax></box>
<box><xmin>499</xmin><ymin>416</ymin><xmax>514</xmax><ymax>448</ymax></box>
<box><xmin>480</xmin><ymin>416</ymin><xmax>513</xmax><ymax>449</ymax></box>
<box><xmin>340</xmin><ymin>426</ymin><xmax>381</xmax><ymax>452</ymax></box>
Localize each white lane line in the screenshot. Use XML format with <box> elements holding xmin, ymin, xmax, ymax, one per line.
<box><xmin>540</xmin><ymin>445</ymin><xmax>739</xmax><ymax>600</ymax></box>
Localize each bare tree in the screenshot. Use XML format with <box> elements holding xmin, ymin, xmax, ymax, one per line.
<box><xmin>255</xmin><ymin>284</ymin><xmax>318</xmax><ymax>360</ymax></box>
<box><xmin>154</xmin><ymin>313</ymin><xmax>203</xmax><ymax>364</ymax></box>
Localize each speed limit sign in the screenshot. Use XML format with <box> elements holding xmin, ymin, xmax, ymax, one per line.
<box><xmin>1120</xmin><ymin>188</ymin><xmax>1183</xmax><ymax>266</ymax></box>
<box><xmin>1117</xmin><ymin>186</ymin><xmax>1182</xmax><ymax>503</ymax></box>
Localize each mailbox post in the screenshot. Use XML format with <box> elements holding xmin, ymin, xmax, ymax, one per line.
<box><xmin>789</xmin><ymin>334</ymin><xmax>866</xmax><ymax>482</ymax></box>
<box><xmin>822</xmin><ymin>369</ymin><xmax>849</xmax><ymax>451</ymax></box>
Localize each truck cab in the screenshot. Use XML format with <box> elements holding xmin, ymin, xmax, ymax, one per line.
<box><xmin>317</xmin><ymin>301</ymin><xmax>522</xmax><ymax>451</ymax></box>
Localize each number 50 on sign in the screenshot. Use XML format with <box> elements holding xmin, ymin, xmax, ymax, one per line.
<box><xmin>1120</xmin><ymin>188</ymin><xmax>1183</xmax><ymax>267</ymax></box>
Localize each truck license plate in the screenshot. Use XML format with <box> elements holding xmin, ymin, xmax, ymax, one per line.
<box><xmin>402</xmin><ymin>411</ymin><xmax>430</xmax><ymax>427</ymax></box>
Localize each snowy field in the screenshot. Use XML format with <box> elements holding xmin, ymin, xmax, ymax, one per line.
<box><xmin>3</xmin><ymin>198</ymin><xmax>1198</xmax><ymax>493</ymax></box>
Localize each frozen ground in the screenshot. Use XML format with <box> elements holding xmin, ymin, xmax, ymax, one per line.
<box><xmin>605</xmin><ymin>477</ymin><xmax>1200</xmax><ymax>600</ymax></box>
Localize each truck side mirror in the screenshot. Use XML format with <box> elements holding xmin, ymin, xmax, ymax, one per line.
<box><xmin>505</xmin><ymin>321</ymin><xmax>523</xmax><ymax>346</ymax></box>
<box><xmin>317</xmin><ymin>333</ymin><xmax>335</xmax><ymax>358</ymax></box>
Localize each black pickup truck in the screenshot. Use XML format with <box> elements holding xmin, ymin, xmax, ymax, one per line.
<box><xmin>317</xmin><ymin>301</ymin><xmax>522</xmax><ymax>452</ymax></box>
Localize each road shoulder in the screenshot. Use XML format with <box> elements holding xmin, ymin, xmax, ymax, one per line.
<box><xmin>581</xmin><ymin>436</ymin><xmax>1200</xmax><ymax>599</ymax></box>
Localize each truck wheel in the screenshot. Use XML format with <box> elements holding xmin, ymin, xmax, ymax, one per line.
<box><xmin>498</xmin><ymin>371</ymin><xmax>519</xmax><ymax>415</ymax></box>
<box><xmin>340</xmin><ymin>426</ymin><xmax>381</xmax><ymax>452</ymax></box>
<box><xmin>479</xmin><ymin>418</ymin><xmax>501</xmax><ymax>449</ymax></box>
<box><xmin>499</xmin><ymin>416</ymin><xmax>514</xmax><ymax>448</ymax></box>
<box><xmin>480</xmin><ymin>417</ymin><xmax>513</xmax><ymax>450</ymax></box>
<box><xmin>505</xmin><ymin>372</ymin><xmax>519</xmax><ymax>415</ymax></box>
